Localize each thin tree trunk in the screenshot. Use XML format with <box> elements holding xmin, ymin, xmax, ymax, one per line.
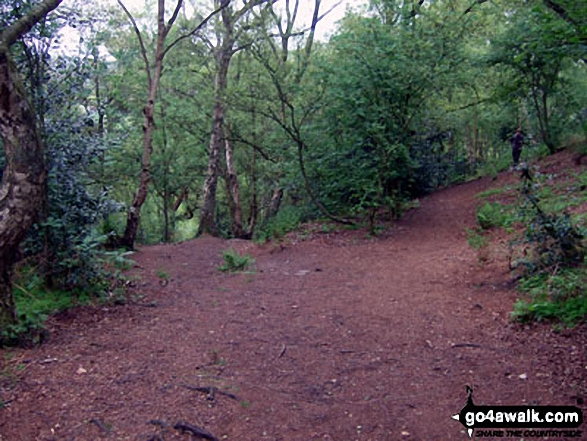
<box><xmin>198</xmin><ymin>45</ymin><xmax>231</xmax><ymax>237</ymax></box>
<box><xmin>248</xmin><ymin>143</ymin><xmax>258</xmax><ymax>235</ymax></box>
<box><xmin>119</xmin><ymin>0</ymin><xmax>167</xmax><ymax>248</ymax></box>
<box><xmin>121</xmin><ymin>78</ymin><xmax>159</xmax><ymax>247</ymax></box>
<box><xmin>0</xmin><ymin>0</ymin><xmax>63</xmax><ymax>330</ymax></box>
<box><xmin>93</xmin><ymin>46</ymin><xmax>105</xmax><ymax>135</ymax></box>
<box><xmin>266</xmin><ymin>187</ymin><xmax>283</xmax><ymax>220</ymax></box>
<box><xmin>197</xmin><ymin>0</ymin><xmax>267</xmax><ymax>237</ymax></box>
<box><xmin>223</xmin><ymin>131</ymin><xmax>245</xmax><ymax>237</ymax></box>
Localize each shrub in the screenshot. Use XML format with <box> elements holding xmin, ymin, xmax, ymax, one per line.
<box><xmin>516</xmin><ymin>175</ymin><xmax>585</xmax><ymax>273</ymax></box>
<box><xmin>218</xmin><ymin>248</ymin><xmax>255</xmax><ymax>273</ymax></box>
<box><xmin>510</xmin><ymin>170</ymin><xmax>587</xmax><ymax>326</ymax></box>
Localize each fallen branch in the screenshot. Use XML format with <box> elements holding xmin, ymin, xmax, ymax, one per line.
<box><xmin>451</xmin><ymin>343</ymin><xmax>481</xmax><ymax>348</ymax></box>
<box><xmin>174</xmin><ymin>421</ymin><xmax>218</xmax><ymax>441</ymax></box>
<box><xmin>182</xmin><ymin>385</ymin><xmax>238</xmax><ymax>401</ymax></box>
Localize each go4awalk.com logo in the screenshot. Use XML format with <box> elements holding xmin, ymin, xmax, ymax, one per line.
<box><xmin>452</xmin><ymin>386</ymin><xmax>584</xmax><ymax>438</ymax></box>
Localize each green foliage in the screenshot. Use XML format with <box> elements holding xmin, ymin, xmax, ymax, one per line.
<box><xmin>156</xmin><ymin>270</ymin><xmax>170</xmax><ymax>280</ymax></box>
<box><xmin>516</xmin><ymin>177</ymin><xmax>585</xmax><ymax>274</ymax></box>
<box><xmin>475</xmin><ymin>186</ymin><xmax>512</xmax><ymax>199</ymax></box>
<box><xmin>466</xmin><ymin>228</ymin><xmax>489</xmax><ymax>250</ymax></box>
<box><xmin>512</xmin><ymin>268</ymin><xmax>587</xmax><ymax>326</ymax></box>
<box><xmin>476</xmin><ymin>202</ymin><xmax>515</xmax><ymax>230</ymax></box>
<box><xmin>509</xmin><ymin>169</ymin><xmax>587</xmax><ymax>326</ymax></box>
<box><xmin>255</xmin><ymin>206</ymin><xmax>304</xmax><ymax>243</ymax></box>
<box><xmin>1</xmin><ymin>266</ymin><xmax>87</xmax><ymax>347</ymax></box>
<box><xmin>218</xmin><ymin>249</ymin><xmax>255</xmax><ymax>273</ymax></box>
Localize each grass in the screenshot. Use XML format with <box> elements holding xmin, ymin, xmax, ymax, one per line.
<box><xmin>476</xmin><ymin>201</ymin><xmax>516</xmax><ymax>230</ymax></box>
<box><xmin>465</xmin><ymin>228</ymin><xmax>488</xmax><ymax>250</ymax></box>
<box><xmin>155</xmin><ymin>269</ymin><xmax>170</xmax><ymax>280</ymax></box>
<box><xmin>475</xmin><ymin>186</ymin><xmax>513</xmax><ymax>199</ymax></box>
<box><xmin>1</xmin><ymin>268</ymin><xmax>92</xmax><ymax>346</ymax></box>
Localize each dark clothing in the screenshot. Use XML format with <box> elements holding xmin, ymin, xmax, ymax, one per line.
<box><xmin>511</xmin><ymin>132</ymin><xmax>524</xmax><ymax>165</ymax></box>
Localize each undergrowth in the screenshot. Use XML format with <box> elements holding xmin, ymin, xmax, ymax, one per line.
<box><xmin>255</xmin><ymin>206</ymin><xmax>304</xmax><ymax>243</ymax></box>
<box><xmin>218</xmin><ymin>248</ymin><xmax>255</xmax><ymax>273</ymax></box>
<box><xmin>1</xmin><ymin>250</ymin><xmax>133</xmax><ymax>347</ymax></box>
<box><xmin>474</xmin><ymin>163</ymin><xmax>587</xmax><ymax>327</ymax></box>
<box><xmin>512</xmin><ymin>267</ymin><xmax>587</xmax><ymax>326</ymax></box>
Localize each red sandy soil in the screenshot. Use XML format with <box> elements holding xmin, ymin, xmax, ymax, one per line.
<box><xmin>1</xmin><ymin>151</ymin><xmax>586</xmax><ymax>440</ymax></box>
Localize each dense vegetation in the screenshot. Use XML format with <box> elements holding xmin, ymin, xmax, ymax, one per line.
<box><xmin>0</xmin><ymin>0</ymin><xmax>585</xmax><ymax>341</ymax></box>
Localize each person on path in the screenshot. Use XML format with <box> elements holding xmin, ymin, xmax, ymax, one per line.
<box><xmin>511</xmin><ymin>127</ymin><xmax>524</xmax><ymax>166</ymax></box>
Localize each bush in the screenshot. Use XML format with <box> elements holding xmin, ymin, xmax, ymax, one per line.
<box><xmin>218</xmin><ymin>248</ymin><xmax>255</xmax><ymax>273</ymax></box>
<box><xmin>516</xmin><ymin>175</ymin><xmax>585</xmax><ymax>274</ymax></box>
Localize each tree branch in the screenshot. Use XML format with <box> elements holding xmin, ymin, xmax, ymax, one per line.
<box><xmin>543</xmin><ymin>0</ymin><xmax>580</xmax><ymax>29</ymax></box>
<box><xmin>0</xmin><ymin>0</ymin><xmax>63</xmax><ymax>47</ymax></box>
<box><xmin>462</xmin><ymin>0</ymin><xmax>488</xmax><ymax>16</ymax></box>
<box><xmin>117</xmin><ymin>0</ymin><xmax>152</xmax><ymax>87</ymax></box>
<box><xmin>166</xmin><ymin>0</ymin><xmax>184</xmax><ymax>34</ymax></box>
<box><xmin>163</xmin><ymin>3</ymin><xmax>228</xmax><ymax>57</ymax></box>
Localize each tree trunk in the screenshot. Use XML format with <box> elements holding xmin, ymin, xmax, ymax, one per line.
<box><xmin>266</xmin><ymin>187</ymin><xmax>283</xmax><ymax>220</ymax></box>
<box><xmin>223</xmin><ymin>130</ymin><xmax>245</xmax><ymax>238</ymax></box>
<box><xmin>197</xmin><ymin>46</ymin><xmax>232</xmax><ymax>237</ymax></box>
<box><xmin>0</xmin><ymin>68</ymin><xmax>44</xmax><ymax>327</ymax></box>
<box><xmin>0</xmin><ymin>0</ymin><xmax>63</xmax><ymax>330</ymax></box>
<box><xmin>119</xmin><ymin>0</ymin><xmax>168</xmax><ymax>249</ymax></box>
<box><xmin>248</xmin><ymin>146</ymin><xmax>258</xmax><ymax>235</ymax></box>
<box><xmin>120</xmin><ymin>94</ymin><xmax>157</xmax><ymax>248</ymax></box>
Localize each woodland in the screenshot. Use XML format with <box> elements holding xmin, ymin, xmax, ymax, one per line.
<box><xmin>0</xmin><ymin>0</ymin><xmax>586</xmax><ymax>338</ymax></box>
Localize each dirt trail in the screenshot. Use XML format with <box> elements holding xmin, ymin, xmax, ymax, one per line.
<box><xmin>1</xmin><ymin>172</ymin><xmax>585</xmax><ymax>441</ymax></box>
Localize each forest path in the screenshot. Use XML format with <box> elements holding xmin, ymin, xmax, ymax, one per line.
<box><xmin>1</xmin><ymin>169</ymin><xmax>586</xmax><ymax>440</ymax></box>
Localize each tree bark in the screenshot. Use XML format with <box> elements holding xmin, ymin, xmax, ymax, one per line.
<box><xmin>197</xmin><ymin>54</ymin><xmax>229</xmax><ymax>237</ymax></box>
<box><xmin>223</xmin><ymin>130</ymin><xmax>245</xmax><ymax>237</ymax></box>
<box><xmin>0</xmin><ymin>0</ymin><xmax>63</xmax><ymax>330</ymax></box>
<box><xmin>266</xmin><ymin>187</ymin><xmax>283</xmax><ymax>221</ymax></box>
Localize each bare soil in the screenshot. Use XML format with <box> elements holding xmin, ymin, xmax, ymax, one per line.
<box><xmin>1</xmin><ymin>152</ymin><xmax>586</xmax><ymax>440</ymax></box>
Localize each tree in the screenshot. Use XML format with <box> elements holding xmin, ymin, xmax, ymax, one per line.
<box><xmin>247</xmin><ymin>0</ymin><xmax>357</xmax><ymax>225</ymax></box>
<box><xmin>197</xmin><ymin>0</ymin><xmax>271</xmax><ymax>237</ymax></box>
<box><xmin>489</xmin><ymin>4</ymin><xmax>580</xmax><ymax>153</ymax></box>
<box><xmin>118</xmin><ymin>0</ymin><xmax>224</xmax><ymax>249</ymax></box>
<box><xmin>0</xmin><ymin>0</ymin><xmax>63</xmax><ymax>331</ymax></box>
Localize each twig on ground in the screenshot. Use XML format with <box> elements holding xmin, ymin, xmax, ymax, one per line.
<box><xmin>148</xmin><ymin>419</ymin><xmax>170</xmax><ymax>427</ymax></box>
<box><xmin>278</xmin><ymin>343</ymin><xmax>287</xmax><ymax>358</ymax></box>
<box><xmin>173</xmin><ymin>421</ymin><xmax>218</xmax><ymax>441</ymax></box>
<box><xmin>181</xmin><ymin>385</ymin><xmax>238</xmax><ymax>401</ymax></box>
<box><xmin>451</xmin><ymin>343</ymin><xmax>482</xmax><ymax>348</ymax></box>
